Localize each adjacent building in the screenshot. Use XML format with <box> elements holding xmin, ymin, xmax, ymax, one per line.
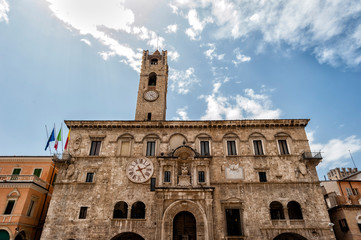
<box><xmin>321</xmin><ymin>168</ymin><xmax>361</xmax><ymax>240</ymax></box>
<box><xmin>0</xmin><ymin>156</ymin><xmax>57</xmax><ymax>240</ymax></box>
<box><xmin>41</xmin><ymin>50</ymin><xmax>335</xmax><ymax>240</ymax></box>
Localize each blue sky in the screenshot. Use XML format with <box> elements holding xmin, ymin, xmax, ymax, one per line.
<box><xmin>1</xmin><ymin>0</ymin><xmax>361</xmax><ymax>179</ymax></box>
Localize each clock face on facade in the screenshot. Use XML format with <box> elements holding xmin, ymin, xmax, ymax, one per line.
<box><xmin>144</xmin><ymin>90</ymin><xmax>159</xmax><ymax>101</ymax></box>
<box><xmin>126</xmin><ymin>158</ymin><xmax>154</xmax><ymax>183</ymax></box>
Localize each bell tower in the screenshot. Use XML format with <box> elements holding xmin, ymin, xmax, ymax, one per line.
<box><xmin>135</xmin><ymin>50</ymin><xmax>168</xmax><ymax>121</ymax></box>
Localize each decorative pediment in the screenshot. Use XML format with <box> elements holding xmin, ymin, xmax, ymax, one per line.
<box><xmin>7</xmin><ymin>189</ymin><xmax>20</xmax><ymax>199</ymax></box>
<box><xmin>172</xmin><ymin>145</ymin><xmax>199</xmax><ymax>159</ymax></box>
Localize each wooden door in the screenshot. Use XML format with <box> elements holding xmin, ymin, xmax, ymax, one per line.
<box><xmin>173</xmin><ymin>211</ymin><xmax>197</xmax><ymax>240</ymax></box>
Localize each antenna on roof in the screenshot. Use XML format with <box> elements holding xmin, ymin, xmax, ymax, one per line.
<box><xmin>349</xmin><ymin>150</ymin><xmax>357</xmax><ymax>168</ymax></box>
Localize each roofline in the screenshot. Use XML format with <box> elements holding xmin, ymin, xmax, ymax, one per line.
<box><xmin>65</xmin><ymin>119</ymin><xmax>310</xmax><ymax>129</ymax></box>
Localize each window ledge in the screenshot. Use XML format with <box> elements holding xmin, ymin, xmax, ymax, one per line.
<box><xmin>111</xmin><ymin>218</ymin><xmax>146</xmax><ymax>221</ymax></box>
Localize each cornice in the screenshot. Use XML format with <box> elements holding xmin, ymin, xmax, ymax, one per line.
<box><xmin>0</xmin><ymin>156</ymin><xmax>53</xmax><ymax>162</ymax></box>
<box><xmin>65</xmin><ymin>119</ymin><xmax>309</xmax><ymax>129</ymax></box>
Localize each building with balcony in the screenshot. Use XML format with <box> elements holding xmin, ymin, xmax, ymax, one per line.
<box><xmin>41</xmin><ymin>50</ymin><xmax>335</xmax><ymax>240</ymax></box>
<box><xmin>321</xmin><ymin>168</ymin><xmax>361</xmax><ymax>240</ymax></box>
<box><xmin>0</xmin><ymin>156</ymin><xmax>57</xmax><ymax>240</ymax></box>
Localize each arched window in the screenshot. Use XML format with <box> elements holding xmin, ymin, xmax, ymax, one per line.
<box><xmin>287</xmin><ymin>201</ymin><xmax>303</xmax><ymax>219</ymax></box>
<box><xmin>270</xmin><ymin>201</ymin><xmax>285</xmax><ymax>220</ymax></box>
<box><xmin>148</xmin><ymin>73</ymin><xmax>157</xmax><ymax>86</ymax></box>
<box><xmin>131</xmin><ymin>201</ymin><xmax>145</xmax><ymax>219</ymax></box>
<box><xmin>113</xmin><ymin>201</ymin><xmax>128</xmax><ymax>219</ymax></box>
<box><xmin>150</xmin><ymin>59</ymin><xmax>158</xmax><ymax>65</ymax></box>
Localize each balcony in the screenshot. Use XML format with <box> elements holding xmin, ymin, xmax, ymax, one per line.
<box><xmin>302</xmin><ymin>152</ymin><xmax>322</xmax><ymax>160</ymax></box>
<box><xmin>0</xmin><ymin>175</ymin><xmax>49</xmax><ymax>189</ymax></box>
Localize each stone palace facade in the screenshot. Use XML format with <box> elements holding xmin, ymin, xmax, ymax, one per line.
<box><xmin>41</xmin><ymin>50</ymin><xmax>335</xmax><ymax>240</ymax></box>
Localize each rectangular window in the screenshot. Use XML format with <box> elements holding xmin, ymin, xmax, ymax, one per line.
<box><xmin>227</xmin><ymin>141</ymin><xmax>237</xmax><ymax>156</ymax></box>
<box><xmin>52</xmin><ymin>173</ymin><xmax>57</xmax><ymax>185</ymax></box>
<box><xmin>339</xmin><ymin>219</ymin><xmax>349</xmax><ymax>232</ymax></box>
<box><xmin>146</xmin><ymin>141</ymin><xmax>156</xmax><ymax>156</ymax></box>
<box><xmin>79</xmin><ymin>207</ymin><xmax>88</xmax><ymax>219</ymax></box>
<box><xmin>198</xmin><ymin>171</ymin><xmax>205</xmax><ymax>183</ymax></box>
<box><xmin>4</xmin><ymin>200</ymin><xmax>15</xmax><ymax>215</ymax></box>
<box><xmin>89</xmin><ymin>141</ymin><xmax>101</xmax><ymax>156</ymax></box>
<box><xmin>346</xmin><ymin>188</ymin><xmax>353</xmax><ymax>196</ymax></box>
<box><xmin>164</xmin><ymin>171</ymin><xmax>171</xmax><ymax>183</ymax></box>
<box><xmin>226</xmin><ymin>209</ymin><xmax>242</xmax><ymax>236</ymax></box>
<box><xmin>259</xmin><ymin>172</ymin><xmax>267</xmax><ymax>182</ymax></box>
<box><xmin>12</xmin><ymin>168</ymin><xmax>21</xmax><ymax>175</ymax></box>
<box><xmin>85</xmin><ymin>172</ymin><xmax>94</xmax><ymax>183</ymax></box>
<box><xmin>33</xmin><ymin>168</ymin><xmax>42</xmax><ymax>177</ymax></box>
<box><xmin>278</xmin><ymin>140</ymin><xmax>289</xmax><ymax>155</ymax></box>
<box><xmin>353</xmin><ymin>188</ymin><xmax>359</xmax><ymax>195</ymax></box>
<box><xmin>253</xmin><ymin>140</ymin><xmax>264</xmax><ymax>155</ymax></box>
<box><xmin>26</xmin><ymin>200</ymin><xmax>35</xmax><ymax>217</ymax></box>
<box><xmin>200</xmin><ymin>141</ymin><xmax>210</xmax><ymax>156</ymax></box>
<box><xmin>150</xmin><ymin>178</ymin><xmax>156</xmax><ymax>192</ymax></box>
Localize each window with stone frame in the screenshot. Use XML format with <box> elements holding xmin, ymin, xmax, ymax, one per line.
<box><xmin>113</xmin><ymin>201</ymin><xmax>128</xmax><ymax>219</ymax></box>
<box><xmin>79</xmin><ymin>207</ymin><xmax>88</xmax><ymax>219</ymax></box>
<box><xmin>26</xmin><ymin>200</ymin><xmax>35</xmax><ymax>217</ymax></box>
<box><xmin>346</xmin><ymin>188</ymin><xmax>353</xmax><ymax>196</ymax></box>
<box><xmin>258</xmin><ymin>172</ymin><xmax>267</xmax><ymax>182</ymax></box>
<box><xmin>146</xmin><ymin>141</ymin><xmax>156</xmax><ymax>156</ymax></box>
<box><xmin>4</xmin><ymin>200</ymin><xmax>15</xmax><ymax>215</ymax></box>
<box><xmin>89</xmin><ymin>141</ymin><xmax>101</xmax><ymax>156</ymax></box>
<box><xmin>278</xmin><ymin>140</ymin><xmax>289</xmax><ymax>155</ymax></box>
<box><xmin>270</xmin><ymin>201</ymin><xmax>285</xmax><ymax>220</ymax></box>
<box><xmin>253</xmin><ymin>140</ymin><xmax>264</xmax><ymax>155</ymax></box>
<box><xmin>150</xmin><ymin>59</ymin><xmax>158</xmax><ymax>65</ymax></box>
<box><xmin>164</xmin><ymin>171</ymin><xmax>171</xmax><ymax>183</ymax></box>
<box><xmin>287</xmin><ymin>201</ymin><xmax>303</xmax><ymax>220</ymax></box>
<box><xmin>85</xmin><ymin>172</ymin><xmax>94</xmax><ymax>183</ymax></box>
<box><xmin>225</xmin><ymin>208</ymin><xmax>243</xmax><ymax>236</ymax></box>
<box><xmin>198</xmin><ymin>171</ymin><xmax>205</xmax><ymax>183</ymax></box>
<box><xmin>12</xmin><ymin>168</ymin><xmax>21</xmax><ymax>175</ymax></box>
<box><xmin>131</xmin><ymin>201</ymin><xmax>146</xmax><ymax>219</ymax></box>
<box><xmin>33</xmin><ymin>168</ymin><xmax>42</xmax><ymax>177</ymax></box>
<box><xmin>227</xmin><ymin>140</ymin><xmax>237</xmax><ymax>156</ymax></box>
<box><xmin>148</xmin><ymin>72</ymin><xmax>157</xmax><ymax>86</ymax></box>
<box><xmin>200</xmin><ymin>141</ymin><xmax>210</xmax><ymax>156</ymax></box>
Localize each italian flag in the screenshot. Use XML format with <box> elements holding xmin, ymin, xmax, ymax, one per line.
<box><xmin>64</xmin><ymin>128</ymin><xmax>71</xmax><ymax>150</ymax></box>
<box><xmin>54</xmin><ymin>128</ymin><xmax>62</xmax><ymax>150</ymax></box>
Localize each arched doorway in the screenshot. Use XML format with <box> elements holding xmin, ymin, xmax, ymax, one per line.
<box><xmin>273</xmin><ymin>232</ymin><xmax>308</xmax><ymax>240</ymax></box>
<box><xmin>14</xmin><ymin>231</ymin><xmax>26</xmax><ymax>240</ymax></box>
<box><xmin>0</xmin><ymin>230</ymin><xmax>10</xmax><ymax>240</ymax></box>
<box><xmin>173</xmin><ymin>211</ymin><xmax>196</xmax><ymax>240</ymax></box>
<box><xmin>111</xmin><ymin>232</ymin><xmax>145</xmax><ymax>240</ymax></box>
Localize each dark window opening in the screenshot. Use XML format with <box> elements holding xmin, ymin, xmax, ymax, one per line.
<box><xmin>226</xmin><ymin>209</ymin><xmax>243</xmax><ymax>236</ymax></box>
<box><xmin>148</xmin><ymin>72</ymin><xmax>157</xmax><ymax>86</ymax></box>
<box><xmin>164</xmin><ymin>171</ymin><xmax>171</xmax><ymax>182</ymax></box>
<box><xmin>253</xmin><ymin>140</ymin><xmax>264</xmax><ymax>155</ymax></box>
<box><xmin>26</xmin><ymin>200</ymin><xmax>35</xmax><ymax>216</ymax></box>
<box><xmin>150</xmin><ymin>178</ymin><xmax>156</xmax><ymax>191</ymax></box>
<box><xmin>113</xmin><ymin>201</ymin><xmax>128</xmax><ymax>219</ymax></box>
<box><xmin>227</xmin><ymin>141</ymin><xmax>237</xmax><ymax>155</ymax></box>
<box><xmin>79</xmin><ymin>207</ymin><xmax>88</xmax><ymax>219</ymax></box>
<box><xmin>86</xmin><ymin>172</ymin><xmax>94</xmax><ymax>183</ymax></box>
<box><xmin>339</xmin><ymin>219</ymin><xmax>349</xmax><ymax>232</ymax></box>
<box><xmin>150</xmin><ymin>59</ymin><xmax>158</xmax><ymax>65</ymax></box>
<box><xmin>147</xmin><ymin>113</ymin><xmax>152</xmax><ymax>121</ymax></box>
<box><xmin>346</xmin><ymin>188</ymin><xmax>353</xmax><ymax>196</ymax></box>
<box><xmin>89</xmin><ymin>141</ymin><xmax>101</xmax><ymax>156</ymax></box>
<box><xmin>259</xmin><ymin>172</ymin><xmax>267</xmax><ymax>182</ymax></box>
<box><xmin>278</xmin><ymin>140</ymin><xmax>289</xmax><ymax>155</ymax></box>
<box><xmin>4</xmin><ymin>200</ymin><xmax>15</xmax><ymax>215</ymax></box>
<box><xmin>287</xmin><ymin>201</ymin><xmax>303</xmax><ymax>219</ymax></box>
<box><xmin>270</xmin><ymin>201</ymin><xmax>285</xmax><ymax>220</ymax></box>
<box><xmin>200</xmin><ymin>141</ymin><xmax>210</xmax><ymax>156</ymax></box>
<box><xmin>358</xmin><ymin>223</ymin><xmax>361</xmax><ymax>232</ymax></box>
<box><xmin>146</xmin><ymin>141</ymin><xmax>155</xmax><ymax>156</ymax></box>
<box><xmin>198</xmin><ymin>171</ymin><xmax>205</xmax><ymax>183</ymax></box>
<box><xmin>12</xmin><ymin>168</ymin><xmax>21</xmax><ymax>175</ymax></box>
<box><xmin>33</xmin><ymin>168</ymin><xmax>42</xmax><ymax>177</ymax></box>
<box><xmin>52</xmin><ymin>173</ymin><xmax>57</xmax><ymax>185</ymax></box>
<box><xmin>353</xmin><ymin>188</ymin><xmax>359</xmax><ymax>195</ymax></box>
<box><xmin>131</xmin><ymin>201</ymin><xmax>145</xmax><ymax>219</ymax></box>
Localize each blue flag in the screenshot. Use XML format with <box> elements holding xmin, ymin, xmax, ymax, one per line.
<box><xmin>45</xmin><ymin>128</ymin><xmax>55</xmax><ymax>151</ymax></box>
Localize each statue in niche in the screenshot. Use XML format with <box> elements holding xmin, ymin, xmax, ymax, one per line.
<box><xmin>181</xmin><ymin>164</ymin><xmax>188</xmax><ymax>175</ymax></box>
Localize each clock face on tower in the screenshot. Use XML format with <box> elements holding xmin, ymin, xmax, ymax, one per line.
<box><xmin>126</xmin><ymin>158</ymin><xmax>154</xmax><ymax>183</ymax></box>
<box><xmin>144</xmin><ymin>90</ymin><xmax>159</xmax><ymax>101</ymax></box>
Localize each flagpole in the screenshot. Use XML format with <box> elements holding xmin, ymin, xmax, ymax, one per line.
<box><xmin>61</xmin><ymin>122</ymin><xmax>64</xmax><ymax>152</ymax></box>
<box><xmin>45</xmin><ymin>125</ymin><xmax>51</xmax><ymax>155</ymax></box>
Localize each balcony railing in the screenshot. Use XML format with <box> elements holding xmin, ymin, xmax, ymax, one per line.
<box><xmin>302</xmin><ymin>152</ymin><xmax>322</xmax><ymax>160</ymax></box>
<box><xmin>0</xmin><ymin>175</ymin><xmax>49</xmax><ymax>189</ymax></box>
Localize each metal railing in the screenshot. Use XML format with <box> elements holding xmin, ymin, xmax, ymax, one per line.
<box><xmin>302</xmin><ymin>152</ymin><xmax>322</xmax><ymax>159</ymax></box>
<box><xmin>0</xmin><ymin>175</ymin><xmax>49</xmax><ymax>189</ymax></box>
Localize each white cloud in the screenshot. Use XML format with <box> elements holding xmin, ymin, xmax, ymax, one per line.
<box><xmin>185</xmin><ymin>9</ymin><xmax>212</xmax><ymax>40</ymax></box>
<box><xmin>203</xmin><ymin>43</ymin><xmax>225</xmax><ymax>61</ymax></box>
<box><xmin>200</xmin><ymin>83</ymin><xmax>281</xmax><ymax>120</ymax></box>
<box><xmin>0</xmin><ymin>0</ymin><xmax>9</xmax><ymax>23</ymax></box>
<box><xmin>80</xmin><ymin>38</ymin><xmax>91</xmax><ymax>46</ymax></box>
<box><xmin>99</xmin><ymin>51</ymin><xmax>116</xmax><ymax>61</ymax></box>
<box><xmin>232</xmin><ymin>48</ymin><xmax>251</xmax><ymax>66</ymax></box>
<box><xmin>171</xmin><ymin>0</ymin><xmax>361</xmax><ymax>67</ymax></box>
<box><xmin>169</xmin><ymin>67</ymin><xmax>200</xmax><ymax>94</ymax></box>
<box><xmin>308</xmin><ymin>131</ymin><xmax>361</xmax><ymax>169</ymax></box>
<box><xmin>168</xmin><ymin>51</ymin><xmax>180</xmax><ymax>61</ymax></box>
<box><xmin>166</xmin><ymin>24</ymin><xmax>178</xmax><ymax>33</ymax></box>
<box><xmin>174</xmin><ymin>107</ymin><xmax>190</xmax><ymax>120</ymax></box>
